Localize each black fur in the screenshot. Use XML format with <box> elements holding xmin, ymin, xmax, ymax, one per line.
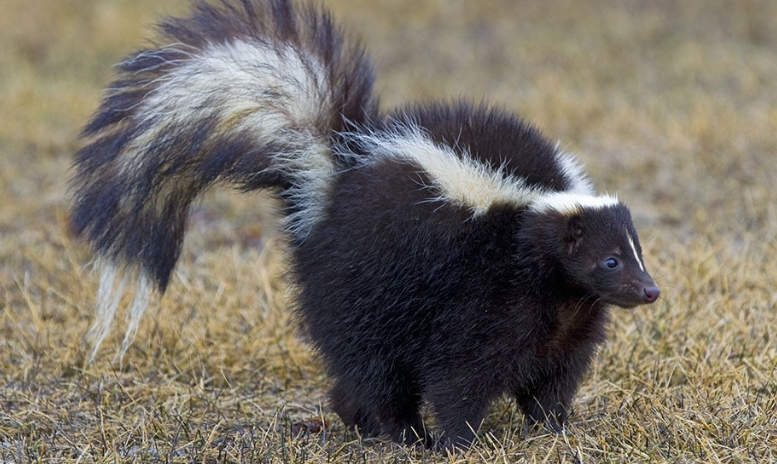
<box><xmin>71</xmin><ymin>0</ymin><xmax>660</xmax><ymax>450</ymax></box>
<box><xmin>294</xmin><ymin>124</ymin><xmax>657</xmax><ymax>447</ymax></box>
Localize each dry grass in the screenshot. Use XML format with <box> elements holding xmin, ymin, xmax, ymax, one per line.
<box><xmin>2</xmin><ymin>0</ymin><xmax>776</xmax><ymax>462</ymax></box>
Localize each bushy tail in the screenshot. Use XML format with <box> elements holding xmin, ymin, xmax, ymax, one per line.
<box><xmin>70</xmin><ymin>0</ymin><xmax>377</xmax><ymax>358</ymax></box>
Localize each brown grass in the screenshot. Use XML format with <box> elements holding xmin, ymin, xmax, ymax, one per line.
<box><xmin>2</xmin><ymin>0</ymin><xmax>776</xmax><ymax>462</ymax></box>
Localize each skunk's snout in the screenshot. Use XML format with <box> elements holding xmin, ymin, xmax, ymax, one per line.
<box><xmin>642</xmin><ymin>284</ymin><xmax>660</xmax><ymax>304</ymax></box>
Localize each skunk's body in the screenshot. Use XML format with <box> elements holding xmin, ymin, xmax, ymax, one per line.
<box><xmin>71</xmin><ymin>0</ymin><xmax>660</xmax><ymax>449</ymax></box>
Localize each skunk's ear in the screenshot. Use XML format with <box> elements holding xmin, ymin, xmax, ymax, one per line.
<box><xmin>565</xmin><ymin>215</ymin><xmax>584</xmax><ymax>254</ymax></box>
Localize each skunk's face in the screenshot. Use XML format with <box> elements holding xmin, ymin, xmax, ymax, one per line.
<box><xmin>562</xmin><ymin>204</ymin><xmax>660</xmax><ymax>308</ymax></box>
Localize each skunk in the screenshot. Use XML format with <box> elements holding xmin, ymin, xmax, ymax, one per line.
<box><xmin>71</xmin><ymin>0</ymin><xmax>660</xmax><ymax>449</ymax></box>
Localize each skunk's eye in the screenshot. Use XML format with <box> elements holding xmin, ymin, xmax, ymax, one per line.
<box><xmin>603</xmin><ymin>257</ymin><xmax>620</xmax><ymax>269</ymax></box>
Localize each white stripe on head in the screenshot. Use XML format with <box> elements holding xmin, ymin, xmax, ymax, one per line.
<box><xmin>529</xmin><ymin>191</ymin><xmax>619</xmax><ymax>215</ymax></box>
<box><xmin>625</xmin><ymin>229</ymin><xmax>645</xmax><ymax>271</ymax></box>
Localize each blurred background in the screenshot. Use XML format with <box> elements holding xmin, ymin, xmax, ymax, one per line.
<box><xmin>1</xmin><ymin>0</ymin><xmax>776</xmax><ymax>461</ymax></box>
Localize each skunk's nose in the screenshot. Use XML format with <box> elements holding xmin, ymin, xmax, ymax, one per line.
<box><xmin>642</xmin><ymin>285</ymin><xmax>660</xmax><ymax>304</ymax></box>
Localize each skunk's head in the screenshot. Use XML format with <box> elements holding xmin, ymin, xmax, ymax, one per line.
<box><xmin>529</xmin><ymin>192</ymin><xmax>660</xmax><ymax>308</ymax></box>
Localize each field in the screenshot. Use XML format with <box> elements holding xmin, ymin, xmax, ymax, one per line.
<box><xmin>2</xmin><ymin>0</ymin><xmax>776</xmax><ymax>462</ymax></box>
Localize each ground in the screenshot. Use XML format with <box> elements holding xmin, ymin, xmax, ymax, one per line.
<box><xmin>1</xmin><ymin>0</ymin><xmax>776</xmax><ymax>462</ymax></box>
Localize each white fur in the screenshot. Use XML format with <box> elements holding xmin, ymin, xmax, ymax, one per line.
<box><xmin>116</xmin><ymin>39</ymin><xmax>336</xmax><ymax>239</ymax></box>
<box><xmin>133</xmin><ymin>40</ymin><xmax>327</xmax><ymax>139</ymax></box>
<box><xmin>88</xmin><ymin>261</ymin><xmax>126</xmax><ymax>362</ymax></box>
<box><xmin>194</xmin><ymin>40</ymin><xmax>335</xmax><ymax>239</ymax></box>
<box><xmin>119</xmin><ymin>270</ymin><xmax>152</xmax><ymax>358</ymax></box>
<box><xmin>350</xmin><ymin>127</ymin><xmax>621</xmax><ymax>218</ymax></box>
<box><xmin>354</xmin><ymin>126</ymin><xmax>544</xmax><ymax>215</ymax></box>
<box><xmin>272</xmin><ymin>143</ymin><xmax>337</xmax><ymax>238</ymax></box>
<box><xmin>555</xmin><ymin>150</ymin><xmax>595</xmax><ymax>196</ymax></box>
<box><xmin>88</xmin><ymin>262</ymin><xmax>153</xmax><ymax>362</ymax></box>
<box><xmin>529</xmin><ymin>191</ymin><xmax>619</xmax><ymax>215</ymax></box>
<box><xmin>625</xmin><ymin>229</ymin><xmax>645</xmax><ymax>271</ymax></box>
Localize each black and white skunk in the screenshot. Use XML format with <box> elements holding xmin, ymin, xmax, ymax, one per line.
<box><xmin>71</xmin><ymin>0</ymin><xmax>660</xmax><ymax>449</ymax></box>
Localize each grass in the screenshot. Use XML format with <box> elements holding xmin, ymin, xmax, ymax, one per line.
<box><xmin>2</xmin><ymin>0</ymin><xmax>776</xmax><ymax>462</ymax></box>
